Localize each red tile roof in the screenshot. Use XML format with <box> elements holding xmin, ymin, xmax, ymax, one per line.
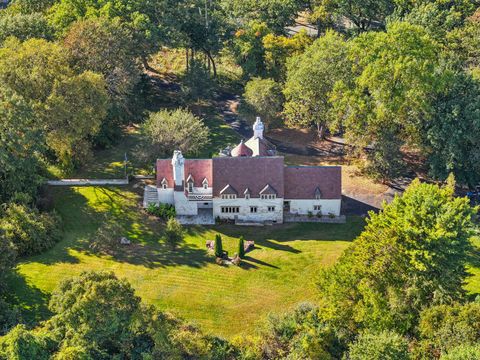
<box><xmin>231</xmin><ymin>140</ymin><xmax>253</xmax><ymax>157</ymax></box>
<box><xmin>156</xmin><ymin>159</ymin><xmax>174</xmax><ymax>188</ymax></box>
<box><xmin>213</xmin><ymin>157</ymin><xmax>284</xmax><ymax>198</ymax></box>
<box><xmin>184</xmin><ymin>159</ymin><xmax>213</xmax><ymax>187</ymax></box>
<box><xmin>284</xmin><ymin>166</ymin><xmax>341</xmax><ymax>199</ymax></box>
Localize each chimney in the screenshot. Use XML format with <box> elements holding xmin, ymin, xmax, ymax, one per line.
<box><xmin>253</xmin><ymin>116</ymin><xmax>264</xmax><ymax>139</ymax></box>
<box><xmin>171</xmin><ymin>150</ymin><xmax>185</xmax><ymax>187</ymax></box>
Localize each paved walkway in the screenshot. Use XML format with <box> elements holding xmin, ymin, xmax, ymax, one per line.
<box><xmin>47</xmin><ymin>178</ymin><xmax>129</xmax><ymax>186</ymax></box>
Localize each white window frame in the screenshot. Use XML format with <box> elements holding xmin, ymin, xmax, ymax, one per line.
<box><xmin>187</xmin><ymin>181</ymin><xmax>194</xmax><ymax>193</ymax></box>
<box><xmin>250</xmin><ymin>206</ymin><xmax>257</xmax><ymax>213</ymax></box>
<box><xmin>221</xmin><ymin>194</ymin><xmax>237</xmax><ymax>200</ymax></box>
<box><xmin>267</xmin><ymin>206</ymin><xmax>275</xmax><ymax>212</ymax></box>
<box><xmin>202</xmin><ymin>178</ymin><xmax>208</xmax><ymax>190</ymax></box>
<box><xmin>261</xmin><ymin>194</ymin><xmax>276</xmax><ymax>200</ymax></box>
<box><xmin>314</xmin><ymin>205</ymin><xmax>321</xmax><ymax>211</ymax></box>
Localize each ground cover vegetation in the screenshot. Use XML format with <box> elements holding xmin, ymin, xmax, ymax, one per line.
<box><xmin>0</xmin><ymin>0</ymin><xmax>480</xmax><ymax>358</ymax></box>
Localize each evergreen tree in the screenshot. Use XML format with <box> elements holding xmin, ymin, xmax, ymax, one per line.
<box><xmin>214</xmin><ymin>234</ymin><xmax>223</xmax><ymax>258</ymax></box>
<box><xmin>238</xmin><ymin>236</ymin><xmax>245</xmax><ymax>259</ymax></box>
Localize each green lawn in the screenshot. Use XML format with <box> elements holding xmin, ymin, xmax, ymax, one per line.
<box><xmin>7</xmin><ymin>186</ymin><xmax>364</xmax><ymax>338</ymax></box>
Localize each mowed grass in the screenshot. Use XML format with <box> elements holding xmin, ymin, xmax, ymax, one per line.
<box><xmin>7</xmin><ymin>186</ymin><xmax>364</xmax><ymax>338</ymax></box>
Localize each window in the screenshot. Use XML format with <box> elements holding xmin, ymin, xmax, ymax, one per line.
<box><xmin>314</xmin><ymin>205</ymin><xmax>321</xmax><ymax>211</ymax></box>
<box><xmin>162</xmin><ymin>184</ymin><xmax>167</xmax><ymax>190</ymax></box>
<box><xmin>161</xmin><ymin>179</ymin><xmax>168</xmax><ymax>190</ymax></box>
<box><xmin>221</xmin><ymin>194</ymin><xmax>237</xmax><ymax>200</ymax></box>
<box><xmin>202</xmin><ymin>179</ymin><xmax>208</xmax><ymax>189</ymax></box>
<box><xmin>261</xmin><ymin>194</ymin><xmax>276</xmax><ymax>200</ymax></box>
<box><xmin>315</xmin><ymin>194</ymin><xmax>321</xmax><ymax>200</ymax></box>
<box><xmin>221</xmin><ymin>206</ymin><xmax>239</xmax><ymax>213</ymax></box>
<box><xmin>250</xmin><ymin>206</ymin><xmax>257</xmax><ymax>213</ymax></box>
<box><xmin>268</xmin><ymin>206</ymin><xmax>275</xmax><ymax>212</ymax></box>
<box><xmin>186</xmin><ymin>181</ymin><xmax>194</xmax><ymax>193</ymax></box>
<box><xmin>245</xmin><ymin>193</ymin><xmax>250</xmax><ymax>200</ymax></box>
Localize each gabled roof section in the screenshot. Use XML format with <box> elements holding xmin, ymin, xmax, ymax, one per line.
<box><xmin>259</xmin><ymin>184</ymin><xmax>277</xmax><ymax>195</ymax></box>
<box><xmin>213</xmin><ymin>156</ymin><xmax>284</xmax><ymax>198</ymax></box>
<box><xmin>186</xmin><ymin>174</ymin><xmax>194</xmax><ymax>183</ymax></box>
<box><xmin>243</xmin><ymin>188</ymin><xmax>250</xmax><ymax>194</ymax></box>
<box><xmin>184</xmin><ymin>159</ymin><xmax>213</xmax><ymax>187</ymax></box>
<box><xmin>244</xmin><ymin>137</ymin><xmax>276</xmax><ymax>157</ymax></box>
<box><xmin>314</xmin><ymin>187</ymin><xmax>322</xmax><ymax>198</ymax></box>
<box><xmin>231</xmin><ymin>140</ymin><xmax>253</xmax><ymax>157</ymax></box>
<box><xmin>284</xmin><ymin>166</ymin><xmax>341</xmax><ymax>200</ymax></box>
<box><xmin>220</xmin><ymin>184</ymin><xmax>238</xmax><ymax>195</ymax></box>
<box><xmin>156</xmin><ymin>159</ymin><xmax>174</xmax><ymax>188</ymax></box>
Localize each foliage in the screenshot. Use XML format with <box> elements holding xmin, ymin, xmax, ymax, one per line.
<box><xmin>0</xmin><ymin>38</ymin><xmax>108</xmax><ymax>167</ymax></box>
<box><xmin>182</xmin><ymin>60</ymin><xmax>215</xmax><ymax>101</ymax></box>
<box><xmin>317</xmin><ymin>179</ymin><xmax>477</xmax><ymax>335</ymax></box>
<box><xmin>418</xmin><ymin>302</ymin><xmax>480</xmax><ymax>356</ymax></box>
<box><xmin>163</xmin><ymin>218</ymin><xmax>184</xmax><ymax>250</ymax></box>
<box><xmin>214</xmin><ymin>234</ymin><xmax>223</xmax><ymax>258</ymax></box>
<box><xmin>330</xmin><ymin>22</ymin><xmax>441</xmax><ymax>179</ymax></box>
<box><xmin>146</xmin><ymin>203</ymin><xmax>176</xmax><ymax>220</ymax></box>
<box><xmin>7</xmin><ymin>0</ymin><xmax>56</xmax><ymax>14</ymax></box>
<box><xmin>447</xmin><ymin>9</ymin><xmax>480</xmax><ymax>73</ymax></box>
<box><xmin>0</xmin><ymin>324</ymin><xmax>52</xmax><ymax>360</ymax></box>
<box><xmin>236</xmin><ymin>302</ymin><xmax>343</xmax><ymax>359</ymax></box>
<box><xmin>88</xmin><ymin>218</ymin><xmax>124</xmax><ymax>254</ymax></box>
<box><xmin>142</xmin><ymin>108</ymin><xmax>210</xmax><ymax>160</ymax></box>
<box><xmin>241</xmin><ymin>78</ymin><xmax>284</xmax><ymax>128</ymax></box>
<box><xmin>348</xmin><ymin>330</ymin><xmax>409</xmax><ymax>360</ymax></box>
<box><xmin>0</xmin><ymin>204</ymin><xmax>62</xmax><ymax>257</ymax></box>
<box><xmin>0</xmin><ymin>12</ymin><xmax>52</xmax><ymax>44</ymax></box>
<box><xmin>284</xmin><ymin>30</ymin><xmax>350</xmax><ymax>139</ymax></box>
<box><xmin>0</xmin><ymin>86</ymin><xmax>45</xmax><ymax>204</ymax></box>
<box><xmin>421</xmin><ymin>71</ymin><xmax>480</xmax><ymax>186</ymax></box>
<box><xmin>237</xmin><ymin>236</ymin><xmax>245</xmax><ymax>259</ymax></box>
<box><xmin>63</xmin><ymin>17</ymin><xmax>143</xmax><ymax>146</ymax></box>
<box><xmin>221</xmin><ymin>0</ymin><xmax>304</xmax><ymax>35</ymax></box>
<box><xmin>440</xmin><ymin>344</ymin><xmax>480</xmax><ymax>360</ymax></box>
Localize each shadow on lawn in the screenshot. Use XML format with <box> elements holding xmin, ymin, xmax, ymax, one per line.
<box><xmin>5</xmin><ymin>271</ymin><xmax>52</xmax><ymax>326</ymax></box>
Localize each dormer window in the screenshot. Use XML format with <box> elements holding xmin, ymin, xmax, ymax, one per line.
<box><xmin>244</xmin><ymin>188</ymin><xmax>250</xmax><ymax>200</ymax></box>
<box><xmin>220</xmin><ymin>184</ymin><xmax>238</xmax><ymax>200</ymax></box>
<box><xmin>202</xmin><ymin>178</ymin><xmax>208</xmax><ymax>190</ymax></box>
<box><xmin>259</xmin><ymin>184</ymin><xmax>277</xmax><ymax>200</ymax></box>
<box><xmin>314</xmin><ymin>187</ymin><xmax>322</xmax><ymax>200</ymax></box>
<box><xmin>186</xmin><ymin>174</ymin><xmax>194</xmax><ymax>193</ymax></box>
<box><xmin>161</xmin><ymin>178</ymin><xmax>168</xmax><ymax>190</ymax></box>
<box><xmin>221</xmin><ymin>194</ymin><xmax>237</xmax><ymax>200</ymax></box>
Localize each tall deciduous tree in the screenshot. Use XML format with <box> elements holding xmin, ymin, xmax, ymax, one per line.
<box><xmin>318</xmin><ymin>178</ymin><xmax>477</xmax><ymax>335</ymax></box>
<box><xmin>0</xmin><ymin>38</ymin><xmax>108</xmax><ymax>167</ymax></box>
<box><xmin>330</xmin><ymin>22</ymin><xmax>441</xmax><ymax>179</ymax></box>
<box><xmin>284</xmin><ymin>30</ymin><xmax>350</xmax><ymax>139</ymax></box>
<box><xmin>0</xmin><ymin>12</ymin><xmax>52</xmax><ymax>44</ymax></box>
<box><xmin>142</xmin><ymin>108</ymin><xmax>210</xmax><ymax>160</ymax></box>
<box><xmin>242</xmin><ymin>78</ymin><xmax>284</xmax><ymax>128</ymax></box>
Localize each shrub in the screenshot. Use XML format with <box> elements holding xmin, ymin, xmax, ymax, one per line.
<box><xmin>146</xmin><ymin>203</ymin><xmax>176</xmax><ymax>220</ymax></box>
<box><xmin>238</xmin><ymin>236</ymin><xmax>245</xmax><ymax>259</ymax></box>
<box><xmin>89</xmin><ymin>219</ymin><xmax>124</xmax><ymax>254</ymax></box>
<box><xmin>0</xmin><ymin>204</ymin><xmax>62</xmax><ymax>257</ymax></box>
<box><xmin>164</xmin><ymin>218</ymin><xmax>184</xmax><ymax>249</ymax></box>
<box><xmin>307</xmin><ymin>211</ymin><xmax>313</xmax><ymax>218</ymax></box>
<box><xmin>348</xmin><ymin>330</ymin><xmax>409</xmax><ymax>360</ymax></box>
<box><xmin>214</xmin><ymin>234</ymin><xmax>223</xmax><ymax>258</ymax></box>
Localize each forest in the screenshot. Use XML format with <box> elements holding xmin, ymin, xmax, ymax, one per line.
<box><xmin>0</xmin><ymin>0</ymin><xmax>480</xmax><ymax>359</ymax></box>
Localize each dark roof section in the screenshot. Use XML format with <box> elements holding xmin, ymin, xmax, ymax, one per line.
<box><xmin>184</xmin><ymin>159</ymin><xmax>213</xmax><ymax>187</ymax></box>
<box><xmin>231</xmin><ymin>140</ymin><xmax>253</xmax><ymax>157</ymax></box>
<box><xmin>259</xmin><ymin>184</ymin><xmax>277</xmax><ymax>195</ymax></box>
<box><xmin>213</xmin><ymin>157</ymin><xmax>285</xmax><ymax>198</ymax></box>
<box><xmin>156</xmin><ymin>159</ymin><xmax>174</xmax><ymax>188</ymax></box>
<box><xmin>219</xmin><ymin>184</ymin><xmax>238</xmax><ymax>195</ymax></box>
<box><xmin>284</xmin><ymin>166</ymin><xmax>342</xmax><ymax>199</ymax></box>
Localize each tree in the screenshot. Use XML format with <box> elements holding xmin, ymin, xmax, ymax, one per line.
<box><xmin>242</xmin><ymin>78</ymin><xmax>284</xmax><ymax>128</ymax></box>
<box><xmin>0</xmin><ymin>204</ymin><xmax>62</xmax><ymax>257</ymax></box>
<box><xmin>0</xmin><ymin>38</ymin><xmax>108</xmax><ymax>167</ymax></box>
<box><xmin>421</xmin><ymin>72</ymin><xmax>480</xmax><ymax>186</ymax></box>
<box><xmin>0</xmin><ymin>12</ymin><xmax>52</xmax><ymax>44</ymax></box>
<box><xmin>418</xmin><ymin>302</ymin><xmax>480</xmax><ymax>355</ymax></box>
<box><xmin>237</xmin><ymin>236</ymin><xmax>245</xmax><ymax>259</ymax></box>
<box><xmin>0</xmin><ymin>325</ymin><xmax>51</xmax><ymax>360</ymax></box>
<box><xmin>7</xmin><ymin>0</ymin><xmax>56</xmax><ymax>14</ymax></box>
<box><xmin>329</xmin><ymin>0</ymin><xmax>395</xmax><ymax>32</ymax></box>
<box><xmin>163</xmin><ymin>218</ymin><xmax>184</xmax><ymax>250</ymax></box>
<box><xmin>142</xmin><ymin>109</ymin><xmax>210</xmax><ymax>160</ymax></box>
<box><xmin>63</xmin><ymin>17</ymin><xmax>143</xmax><ymax>145</ymax></box>
<box><xmin>330</xmin><ymin>22</ymin><xmax>442</xmax><ymax>179</ymax></box>
<box><xmin>348</xmin><ymin>330</ymin><xmax>409</xmax><ymax>360</ymax></box>
<box><xmin>317</xmin><ymin>178</ymin><xmax>477</xmax><ymax>335</ymax></box>
<box><xmin>441</xmin><ymin>344</ymin><xmax>480</xmax><ymax>360</ymax></box>
<box><xmin>447</xmin><ymin>9</ymin><xmax>480</xmax><ymax>73</ymax></box>
<box><xmin>0</xmin><ymin>86</ymin><xmax>45</xmax><ymax>204</ymax></box>
<box><xmin>284</xmin><ymin>30</ymin><xmax>350</xmax><ymax>139</ymax></box>
<box><xmin>221</xmin><ymin>0</ymin><xmax>304</xmax><ymax>35</ymax></box>
<box><xmin>214</xmin><ymin>234</ymin><xmax>223</xmax><ymax>258</ymax></box>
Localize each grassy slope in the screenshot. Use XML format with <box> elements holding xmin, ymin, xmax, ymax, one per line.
<box><xmin>7</xmin><ymin>186</ymin><xmax>364</xmax><ymax>338</ymax></box>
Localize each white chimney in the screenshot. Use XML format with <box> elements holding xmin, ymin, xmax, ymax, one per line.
<box><xmin>253</xmin><ymin>116</ymin><xmax>264</xmax><ymax>139</ymax></box>
<box><xmin>171</xmin><ymin>150</ymin><xmax>185</xmax><ymax>187</ymax></box>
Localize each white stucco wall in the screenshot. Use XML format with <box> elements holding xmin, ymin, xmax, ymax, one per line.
<box><xmin>287</xmin><ymin>199</ymin><xmax>341</xmax><ymax>216</ymax></box>
<box><xmin>173</xmin><ymin>191</ymin><xmax>198</xmax><ymax>215</ymax></box>
<box><xmin>157</xmin><ymin>188</ymin><xmax>174</xmax><ymax>205</ymax></box>
<box><xmin>213</xmin><ymin>197</ymin><xmax>283</xmax><ymax>223</ymax></box>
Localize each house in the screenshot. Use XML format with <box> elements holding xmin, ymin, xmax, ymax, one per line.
<box><xmin>145</xmin><ymin>117</ymin><xmax>342</xmax><ymax>224</ymax></box>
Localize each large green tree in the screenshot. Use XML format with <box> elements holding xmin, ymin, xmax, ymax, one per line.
<box><xmin>0</xmin><ymin>12</ymin><xmax>52</xmax><ymax>44</ymax></box>
<box><xmin>242</xmin><ymin>78</ymin><xmax>284</xmax><ymax>128</ymax></box>
<box><xmin>330</xmin><ymin>22</ymin><xmax>441</xmax><ymax>179</ymax></box>
<box><xmin>318</xmin><ymin>178</ymin><xmax>477</xmax><ymax>335</ymax></box>
<box><xmin>0</xmin><ymin>38</ymin><xmax>108</xmax><ymax>167</ymax></box>
<box><xmin>284</xmin><ymin>30</ymin><xmax>350</xmax><ymax>139</ymax></box>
